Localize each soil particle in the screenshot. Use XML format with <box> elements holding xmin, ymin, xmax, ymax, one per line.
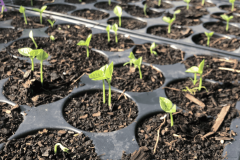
<box><xmin>0</xmin><ymin>28</ymin><xmax>23</xmax><ymax>44</ymax></box>
<box><xmin>107</xmin><ymin>17</ymin><xmax>147</xmax><ymax>30</ymax></box>
<box><xmin>71</xmin><ymin>9</ymin><xmax>109</xmax><ymax>20</ymax></box>
<box><xmin>46</xmin><ymin>4</ymin><xmax>76</xmax><ymax>13</ymax></box>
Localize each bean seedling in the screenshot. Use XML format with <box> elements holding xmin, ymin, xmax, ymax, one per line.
<box><xmin>32</xmin><ymin>5</ymin><xmax>47</xmax><ymax>24</ymax></box>
<box><xmin>162</xmin><ymin>10</ymin><xmax>181</xmax><ymax>33</ymax></box>
<box><xmin>123</xmin><ymin>52</ymin><xmax>136</xmax><ymax>68</ymax></box>
<box><xmin>159</xmin><ymin>97</ymin><xmax>176</xmax><ymax>127</ymax></box>
<box><xmin>89</xmin><ymin>62</ymin><xmax>114</xmax><ymax>110</ymax></box>
<box><xmin>18</xmin><ymin>47</ymin><xmax>37</xmax><ymax>71</ymax></box>
<box><xmin>204</xmin><ymin>31</ymin><xmax>214</xmax><ymax>46</ymax></box>
<box><xmin>109</xmin><ymin>0</ymin><xmax>111</xmax><ymax>5</ymax></box>
<box><xmin>50</xmin><ymin>35</ymin><xmax>55</xmax><ymax>41</ymax></box>
<box><xmin>1</xmin><ymin>5</ymin><xmax>5</xmax><ymax>16</ymax></box>
<box><xmin>221</xmin><ymin>14</ymin><xmax>233</xmax><ymax>31</ymax></box>
<box><xmin>106</xmin><ymin>25</ymin><xmax>111</xmax><ymax>42</ymax></box>
<box><xmin>124</xmin><ymin>53</ymin><xmax>143</xmax><ymax>79</ymax></box>
<box><xmin>47</xmin><ymin>19</ymin><xmax>55</xmax><ymax>27</ymax></box>
<box><xmin>29</xmin><ymin>30</ymin><xmax>38</xmax><ymax>49</ymax></box>
<box><xmin>77</xmin><ymin>34</ymin><xmax>92</xmax><ymax>58</ymax></box>
<box><xmin>54</xmin><ymin>143</ymin><xmax>69</xmax><ymax>154</ymax></box>
<box><xmin>112</xmin><ymin>23</ymin><xmax>118</xmax><ymax>43</ymax></box>
<box><xmin>144</xmin><ymin>4</ymin><xmax>147</xmax><ymax>16</ymax></box>
<box><xmin>158</xmin><ymin>0</ymin><xmax>161</xmax><ymax>6</ymax></box>
<box><xmin>113</xmin><ymin>6</ymin><xmax>122</xmax><ymax>27</ymax></box>
<box><xmin>202</xmin><ymin>0</ymin><xmax>205</xmax><ymax>6</ymax></box>
<box><xmin>230</xmin><ymin>0</ymin><xmax>235</xmax><ymax>11</ymax></box>
<box><xmin>19</xmin><ymin>6</ymin><xmax>27</xmax><ymax>24</ymax></box>
<box><xmin>150</xmin><ymin>42</ymin><xmax>157</xmax><ymax>55</ymax></box>
<box><xmin>184</xmin><ymin>0</ymin><xmax>191</xmax><ymax>10</ymax></box>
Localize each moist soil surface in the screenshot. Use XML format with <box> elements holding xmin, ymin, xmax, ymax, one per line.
<box><xmin>143</xmin><ymin>0</ymin><xmax>173</xmax><ymax>9</ymax></box>
<box><xmin>71</xmin><ymin>9</ymin><xmax>109</xmax><ymax>20</ymax></box>
<box><xmin>63</xmin><ymin>90</ymin><xmax>138</xmax><ymax>132</ymax></box>
<box><xmin>184</xmin><ymin>55</ymin><xmax>240</xmax><ymax>82</ymax></box>
<box><xmin>165</xmin><ymin>12</ymin><xmax>202</xmax><ymax>26</ymax></box>
<box><xmin>147</xmin><ymin>26</ymin><xmax>193</xmax><ymax>39</ymax></box>
<box><xmin>219</xmin><ymin>5</ymin><xmax>240</xmax><ymax>14</ymax></box>
<box><xmin>0</xmin><ymin>10</ymin><xmax>21</xmax><ymax>21</ymax></box>
<box><xmin>133</xmin><ymin>43</ymin><xmax>185</xmax><ymax>65</ymax></box>
<box><xmin>46</xmin><ymin>4</ymin><xmax>76</xmax><ymax>13</ymax></box>
<box><xmin>211</xmin><ymin>13</ymin><xmax>240</xmax><ymax>23</ymax></box>
<box><xmin>165</xmin><ymin>78</ymin><xmax>239</xmax><ymax>117</ymax></box>
<box><xmin>65</xmin><ymin>0</ymin><xmax>97</xmax><ymax>4</ymax></box>
<box><xmin>91</xmin><ymin>33</ymin><xmax>134</xmax><ymax>51</ymax></box>
<box><xmin>11</xmin><ymin>16</ymin><xmax>54</xmax><ymax>29</ymax></box>
<box><xmin>176</xmin><ymin>6</ymin><xmax>209</xmax><ymax>18</ymax></box>
<box><xmin>0</xmin><ymin>129</ymin><xmax>101</xmax><ymax>160</ymax></box>
<box><xmin>136</xmin><ymin>110</ymin><xmax>237</xmax><ymax>159</ymax></box>
<box><xmin>124</xmin><ymin>5</ymin><xmax>163</xmax><ymax>18</ymax></box>
<box><xmin>192</xmin><ymin>33</ymin><xmax>240</xmax><ymax>51</ymax></box>
<box><xmin>0</xmin><ymin>103</ymin><xmax>23</xmax><ymax>144</ymax></box>
<box><xmin>94</xmin><ymin>2</ymin><xmax>123</xmax><ymax>10</ymax></box>
<box><xmin>203</xmin><ymin>22</ymin><xmax>240</xmax><ymax>36</ymax></box>
<box><xmin>111</xmin><ymin>64</ymin><xmax>165</xmax><ymax>92</ymax></box>
<box><xmin>13</xmin><ymin>0</ymin><xmax>51</xmax><ymax>7</ymax></box>
<box><xmin>107</xmin><ymin>17</ymin><xmax>147</xmax><ymax>30</ymax></box>
<box><xmin>0</xmin><ymin>28</ymin><xmax>23</xmax><ymax>44</ymax></box>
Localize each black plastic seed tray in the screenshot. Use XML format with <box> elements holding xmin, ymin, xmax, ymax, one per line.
<box><xmin>0</xmin><ymin>7</ymin><xmax>240</xmax><ymax>159</ymax></box>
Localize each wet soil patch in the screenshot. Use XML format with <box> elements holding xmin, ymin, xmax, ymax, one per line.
<box><xmin>203</xmin><ymin>22</ymin><xmax>240</xmax><ymax>36</ymax></box>
<box><xmin>111</xmin><ymin>64</ymin><xmax>165</xmax><ymax>92</ymax></box>
<box><xmin>192</xmin><ymin>33</ymin><xmax>240</xmax><ymax>51</ymax></box>
<box><xmin>65</xmin><ymin>0</ymin><xmax>97</xmax><ymax>4</ymax></box>
<box><xmin>165</xmin><ymin>12</ymin><xmax>202</xmax><ymax>26</ymax></box>
<box><xmin>175</xmin><ymin>6</ymin><xmax>209</xmax><ymax>18</ymax></box>
<box><xmin>125</xmin><ymin>5</ymin><xmax>164</xmax><ymax>18</ymax></box>
<box><xmin>71</xmin><ymin>9</ymin><xmax>109</xmax><ymax>20</ymax></box>
<box><xmin>136</xmin><ymin>111</ymin><xmax>237</xmax><ymax>159</ymax></box>
<box><xmin>133</xmin><ymin>43</ymin><xmax>185</xmax><ymax>65</ymax></box>
<box><xmin>184</xmin><ymin>55</ymin><xmax>240</xmax><ymax>82</ymax></box>
<box><xmin>0</xmin><ymin>129</ymin><xmax>101</xmax><ymax>159</ymax></box>
<box><xmin>91</xmin><ymin>33</ymin><xmax>134</xmax><ymax>52</ymax></box>
<box><xmin>0</xmin><ymin>10</ymin><xmax>21</xmax><ymax>21</ymax></box>
<box><xmin>63</xmin><ymin>90</ymin><xmax>138</xmax><ymax>132</ymax></box>
<box><xmin>165</xmin><ymin>78</ymin><xmax>239</xmax><ymax>117</ymax></box>
<box><xmin>107</xmin><ymin>17</ymin><xmax>147</xmax><ymax>30</ymax></box>
<box><xmin>190</xmin><ymin>1</ymin><xmax>216</xmax><ymax>7</ymax></box>
<box><xmin>219</xmin><ymin>5</ymin><xmax>240</xmax><ymax>14</ymax></box>
<box><xmin>13</xmin><ymin>0</ymin><xmax>50</xmax><ymax>7</ymax></box>
<box><xmin>143</xmin><ymin>0</ymin><xmax>173</xmax><ymax>9</ymax></box>
<box><xmin>45</xmin><ymin>24</ymin><xmax>92</xmax><ymax>41</ymax></box>
<box><xmin>0</xmin><ymin>102</ymin><xmax>23</xmax><ymax>144</ymax></box>
<box><xmin>11</xmin><ymin>16</ymin><xmax>54</xmax><ymax>29</ymax></box>
<box><xmin>46</xmin><ymin>4</ymin><xmax>76</xmax><ymax>13</ymax></box>
<box><xmin>94</xmin><ymin>2</ymin><xmax>123</xmax><ymax>10</ymax></box>
<box><xmin>211</xmin><ymin>12</ymin><xmax>240</xmax><ymax>23</ymax></box>
<box><xmin>147</xmin><ymin>26</ymin><xmax>193</xmax><ymax>39</ymax></box>
<box><xmin>0</xmin><ymin>28</ymin><xmax>23</xmax><ymax>44</ymax></box>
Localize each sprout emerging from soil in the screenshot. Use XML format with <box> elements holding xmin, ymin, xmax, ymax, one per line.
<box><xmin>114</xmin><ymin>6</ymin><xmax>122</xmax><ymax>27</ymax></box>
<box><xmin>158</xmin><ymin>0</ymin><xmax>161</xmax><ymax>6</ymax></box>
<box><xmin>221</xmin><ymin>14</ymin><xmax>233</xmax><ymax>31</ymax></box>
<box><xmin>32</xmin><ymin>5</ymin><xmax>47</xmax><ymax>24</ymax></box>
<box><xmin>50</xmin><ymin>35</ymin><xmax>55</xmax><ymax>41</ymax></box>
<box><xmin>202</xmin><ymin>0</ymin><xmax>205</xmax><ymax>6</ymax></box>
<box><xmin>47</xmin><ymin>19</ymin><xmax>55</xmax><ymax>27</ymax></box>
<box><xmin>18</xmin><ymin>47</ymin><xmax>36</xmax><ymax>71</ymax></box>
<box><xmin>89</xmin><ymin>62</ymin><xmax>114</xmax><ymax>110</ymax></box>
<box><xmin>184</xmin><ymin>0</ymin><xmax>191</xmax><ymax>10</ymax></box>
<box><xmin>230</xmin><ymin>0</ymin><xmax>235</xmax><ymax>11</ymax></box>
<box><xmin>159</xmin><ymin>97</ymin><xmax>176</xmax><ymax>127</ymax></box>
<box><xmin>1</xmin><ymin>5</ymin><xmax>5</xmax><ymax>15</ymax></box>
<box><xmin>162</xmin><ymin>10</ymin><xmax>181</xmax><ymax>34</ymax></box>
<box><xmin>204</xmin><ymin>31</ymin><xmax>214</xmax><ymax>46</ymax></box>
<box><xmin>144</xmin><ymin>4</ymin><xmax>147</xmax><ymax>16</ymax></box>
<box><xmin>19</xmin><ymin>6</ymin><xmax>27</xmax><ymax>24</ymax></box>
<box><xmin>29</xmin><ymin>30</ymin><xmax>38</xmax><ymax>49</ymax></box>
<box><xmin>150</xmin><ymin>42</ymin><xmax>157</xmax><ymax>55</ymax></box>
<box><xmin>106</xmin><ymin>25</ymin><xmax>111</xmax><ymax>42</ymax></box>
<box><xmin>77</xmin><ymin>34</ymin><xmax>92</xmax><ymax>58</ymax></box>
<box><xmin>109</xmin><ymin>0</ymin><xmax>111</xmax><ymax>5</ymax></box>
<box><xmin>112</xmin><ymin>23</ymin><xmax>118</xmax><ymax>43</ymax></box>
<box><xmin>79</xmin><ymin>0</ymin><xmax>82</xmax><ymax>2</ymax></box>
<box><xmin>31</xmin><ymin>0</ymin><xmax>33</xmax><ymax>6</ymax></box>
<box><xmin>124</xmin><ymin>52</ymin><xmax>143</xmax><ymax>79</ymax></box>
<box><xmin>54</xmin><ymin>143</ymin><xmax>69</xmax><ymax>154</ymax></box>
<box><xmin>123</xmin><ymin>52</ymin><xmax>136</xmax><ymax>68</ymax></box>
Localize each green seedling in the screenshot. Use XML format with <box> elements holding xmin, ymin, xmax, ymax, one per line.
<box><xmin>202</xmin><ymin>0</ymin><xmax>205</xmax><ymax>6</ymax></box>
<box><xmin>77</xmin><ymin>34</ymin><xmax>92</xmax><ymax>58</ymax></box>
<box><xmin>184</xmin><ymin>0</ymin><xmax>191</xmax><ymax>10</ymax></box>
<box><xmin>204</xmin><ymin>31</ymin><xmax>214</xmax><ymax>46</ymax></box>
<box><xmin>113</xmin><ymin>6</ymin><xmax>122</xmax><ymax>27</ymax></box>
<box><xmin>19</xmin><ymin>6</ymin><xmax>27</xmax><ymax>24</ymax></box>
<box><xmin>158</xmin><ymin>0</ymin><xmax>161</xmax><ymax>6</ymax></box>
<box><xmin>31</xmin><ymin>0</ymin><xmax>33</xmax><ymax>6</ymax></box>
<box><xmin>79</xmin><ymin>0</ymin><xmax>82</xmax><ymax>2</ymax></box>
<box><xmin>34</xmin><ymin>49</ymin><xmax>49</xmax><ymax>85</ymax></box>
<box><xmin>221</xmin><ymin>14</ymin><xmax>233</xmax><ymax>31</ymax></box>
<box><xmin>47</xmin><ymin>19</ymin><xmax>55</xmax><ymax>27</ymax></box>
<box><xmin>124</xmin><ymin>53</ymin><xmax>143</xmax><ymax>79</ymax></box>
<box><xmin>150</xmin><ymin>42</ymin><xmax>157</xmax><ymax>55</ymax></box>
<box><xmin>106</xmin><ymin>25</ymin><xmax>111</xmax><ymax>42</ymax></box>
<box><xmin>112</xmin><ymin>23</ymin><xmax>118</xmax><ymax>43</ymax></box>
<box><xmin>18</xmin><ymin>47</ymin><xmax>37</xmax><ymax>71</ymax></box>
<box><xmin>32</xmin><ymin>5</ymin><xmax>47</xmax><ymax>24</ymax></box>
<box><xmin>89</xmin><ymin>62</ymin><xmax>114</xmax><ymax>109</ymax></box>
<box><xmin>29</xmin><ymin>30</ymin><xmax>38</xmax><ymax>49</ymax></box>
<box><xmin>162</xmin><ymin>10</ymin><xmax>181</xmax><ymax>34</ymax></box>
<box><xmin>173</xmin><ymin>9</ymin><xmax>181</xmax><ymax>20</ymax></box>
<box><xmin>159</xmin><ymin>97</ymin><xmax>176</xmax><ymax>127</ymax></box>
<box><xmin>54</xmin><ymin>143</ymin><xmax>69</xmax><ymax>154</ymax></box>
<box><xmin>109</xmin><ymin>0</ymin><xmax>111</xmax><ymax>5</ymax></box>
<box><xmin>230</xmin><ymin>0</ymin><xmax>235</xmax><ymax>11</ymax></box>
<box><xmin>123</xmin><ymin>52</ymin><xmax>136</xmax><ymax>68</ymax></box>
<box><xmin>50</xmin><ymin>35</ymin><xmax>55</xmax><ymax>41</ymax></box>
<box><xmin>1</xmin><ymin>5</ymin><xmax>5</xmax><ymax>15</ymax></box>
<box><xmin>144</xmin><ymin>4</ymin><xmax>147</xmax><ymax>16</ymax></box>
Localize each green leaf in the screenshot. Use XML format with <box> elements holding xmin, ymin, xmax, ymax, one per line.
<box><xmin>123</xmin><ymin>62</ymin><xmax>130</xmax><ymax>66</ymax></box>
<box><xmin>229</xmin><ymin>0</ymin><xmax>235</xmax><ymax>3</ymax></box>
<box><xmin>32</xmin><ymin>8</ymin><xmax>41</xmax><ymax>12</ymax></box>
<box><xmin>29</xmin><ymin>30</ymin><xmax>34</xmax><ymax>39</ymax></box>
<box><xmin>41</xmin><ymin>6</ymin><xmax>47</xmax><ymax>12</ymax></box>
<box><xmin>19</xmin><ymin>6</ymin><xmax>25</xmax><ymax>13</ymax></box>
<box><xmin>150</xmin><ymin>42</ymin><xmax>157</xmax><ymax>50</ymax></box>
<box><xmin>86</xmin><ymin>34</ymin><xmax>92</xmax><ymax>46</ymax></box>
<box><xmin>221</xmin><ymin>14</ymin><xmax>233</xmax><ymax>21</ymax></box>
<box><xmin>100</xmin><ymin>64</ymin><xmax>108</xmax><ymax>73</ymax></box>
<box><xmin>112</xmin><ymin>23</ymin><xmax>118</xmax><ymax>32</ymax></box>
<box><xmin>204</xmin><ymin>31</ymin><xmax>214</xmax><ymax>37</ymax></box>
<box><xmin>36</xmin><ymin>49</ymin><xmax>49</xmax><ymax>61</ymax></box>
<box><xmin>159</xmin><ymin>97</ymin><xmax>173</xmax><ymax>112</ymax></box>
<box><xmin>198</xmin><ymin>59</ymin><xmax>205</xmax><ymax>74</ymax></box>
<box><xmin>77</xmin><ymin>40</ymin><xmax>86</xmax><ymax>46</ymax></box>
<box><xmin>89</xmin><ymin>70</ymin><xmax>105</xmax><ymax>80</ymax></box>
<box><xmin>113</xmin><ymin>6</ymin><xmax>122</xmax><ymax>17</ymax></box>
<box><xmin>106</xmin><ymin>25</ymin><xmax>111</xmax><ymax>32</ymax></box>
<box><xmin>169</xmin><ymin>104</ymin><xmax>176</xmax><ymax>113</ymax></box>
<box><xmin>184</xmin><ymin>0</ymin><xmax>191</xmax><ymax>3</ymax></box>
<box><xmin>134</xmin><ymin>57</ymin><xmax>142</xmax><ymax>67</ymax></box>
<box><xmin>18</xmin><ymin>47</ymin><xmax>32</xmax><ymax>56</ymax></box>
<box><xmin>105</xmin><ymin>62</ymin><xmax>114</xmax><ymax>79</ymax></box>
<box><xmin>174</xmin><ymin>9</ymin><xmax>181</xmax><ymax>14</ymax></box>
<box><xmin>29</xmin><ymin>49</ymin><xmax>38</xmax><ymax>57</ymax></box>
<box><xmin>128</xmin><ymin>52</ymin><xmax>135</xmax><ymax>59</ymax></box>
<box><xmin>162</xmin><ymin>16</ymin><xmax>171</xmax><ymax>23</ymax></box>
<box><xmin>185</xmin><ymin>66</ymin><xmax>199</xmax><ymax>73</ymax></box>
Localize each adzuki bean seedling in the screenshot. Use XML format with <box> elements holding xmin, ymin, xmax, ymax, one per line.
<box><xmin>106</xmin><ymin>25</ymin><xmax>111</xmax><ymax>42</ymax></box>
<box><xmin>112</xmin><ymin>23</ymin><xmax>118</xmax><ymax>43</ymax></box>
<box><xmin>144</xmin><ymin>4</ymin><xmax>147</xmax><ymax>16</ymax></box>
<box><xmin>77</xmin><ymin>34</ymin><xmax>92</xmax><ymax>58</ymax></box>
<box><xmin>50</xmin><ymin>35</ymin><xmax>55</xmax><ymax>41</ymax></box>
<box><xmin>184</xmin><ymin>0</ymin><xmax>191</xmax><ymax>10</ymax></box>
<box><xmin>113</xmin><ymin>6</ymin><xmax>122</xmax><ymax>27</ymax></box>
<box><xmin>19</xmin><ymin>6</ymin><xmax>27</xmax><ymax>24</ymax></box>
<box><xmin>162</xmin><ymin>10</ymin><xmax>181</xmax><ymax>33</ymax></box>
<box><xmin>159</xmin><ymin>97</ymin><xmax>176</xmax><ymax>127</ymax></box>
<box><xmin>32</xmin><ymin>5</ymin><xmax>47</xmax><ymax>24</ymax></box>
<box><xmin>150</xmin><ymin>42</ymin><xmax>157</xmax><ymax>55</ymax></box>
<box><xmin>29</xmin><ymin>30</ymin><xmax>38</xmax><ymax>49</ymax></box>
<box><xmin>47</xmin><ymin>19</ymin><xmax>55</xmax><ymax>27</ymax></box>
<box><xmin>204</xmin><ymin>31</ymin><xmax>214</xmax><ymax>46</ymax></box>
<box><xmin>18</xmin><ymin>47</ymin><xmax>36</xmax><ymax>71</ymax></box>
<box><xmin>230</xmin><ymin>0</ymin><xmax>235</xmax><ymax>11</ymax></box>
<box><xmin>124</xmin><ymin>52</ymin><xmax>143</xmax><ymax>79</ymax></box>
<box><xmin>221</xmin><ymin>14</ymin><xmax>233</xmax><ymax>31</ymax></box>
<box><xmin>54</xmin><ymin>143</ymin><xmax>69</xmax><ymax>154</ymax></box>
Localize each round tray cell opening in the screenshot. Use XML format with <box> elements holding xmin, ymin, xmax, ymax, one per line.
<box><xmin>94</xmin><ymin>2</ymin><xmax>120</xmax><ymax>10</ymax></box>
<box><xmin>46</xmin><ymin>4</ymin><xmax>76</xmax><ymax>13</ymax></box>
<box><xmin>142</xmin><ymin>0</ymin><xmax>174</xmax><ymax>9</ymax></box>
<box><xmin>14</xmin><ymin>0</ymin><xmax>53</xmax><ymax>7</ymax></box>
<box><xmin>107</xmin><ymin>17</ymin><xmax>147</xmax><ymax>30</ymax></box>
<box><xmin>124</xmin><ymin>5</ymin><xmax>164</xmax><ymax>18</ymax></box>
<box><xmin>71</xmin><ymin>9</ymin><xmax>110</xmax><ymax>20</ymax></box>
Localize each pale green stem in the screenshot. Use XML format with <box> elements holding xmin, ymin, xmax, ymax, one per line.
<box><xmin>31</xmin><ymin>38</ymin><xmax>38</xmax><ymax>49</ymax></box>
<box><xmin>226</xmin><ymin>20</ymin><xmax>229</xmax><ymax>31</ymax></box>
<box><xmin>194</xmin><ymin>73</ymin><xmax>197</xmax><ymax>85</ymax></box>
<box><xmin>187</xmin><ymin>3</ymin><xmax>189</xmax><ymax>10</ymax></box>
<box><xmin>31</xmin><ymin>0</ymin><xmax>33</xmax><ymax>6</ymax></box>
<box><xmin>109</xmin><ymin>0</ymin><xmax>111</xmax><ymax>5</ymax></box>
<box><xmin>119</xmin><ymin>16</ymin><xmax>121</xmax><ymax>27</ymax></box>
<box><xmin>202</xmin><ymin>0</ymin><xmax>205</xmax><ymax>6</ymax></box>
<box><xmin>102</xmin><ymin>80</ymin><xmax>105</xmax><ymax>104</ymax></box>
<box><xmin>199</xmin><ymin>74</ymin><xmax>202</xmax><ymax>91</ymax></box>
<box><xmin>30</xmin><ymin>58</ymin><xmax>34</xmax><ymax>71</ymax></box>
<box><xmin>40</xmin><ymin>61</ymin><xmax>43</xmax><ymax>86</ymax></box>
<box><xmin>108</xmin><ymin>80</ymin><xmax>111</xmax><ymax>108</ymax></box>
<box><xmin>139</xmin><ymin>66</ymin><xmax>142</xmax><ymax>79</ymax></box>
<box><xmin>144</xmin><ymin>8</ymin><xmax>147</xmax><ymax>16</ymax></box>
<box><xmin>150</xmin><ymin>48</ymin><xmax>152</xmax><ymax>54</ymax></box>
<box><xmin>40</xmin><ymin>12</ymin><xmax>42</xmax><ymax>24</ymax></box>
<box><xmin>207</xmin><ymin>37</ymin><xmax>210</xmax><ymax>46</ymax></box>
<box><xmin>232</xmin><ymin>3</ymin><xmax>234</xmax><ymax>11</ymax></box>
<box><xmin>107</xmin><ymin>32</ymin><xmax>110</xmax><ymax>42</ymax></box>
<box><xmin>170</xmin><ymin>113</ymin><xmax>174</xmax><ymax>126</ymax></box>
<box><xmin>23</xmin><ymin>12</ymin><xmax>27</xmax><ymax>24</ymax></box>
<box><xmin>115</xmin><ymin>33</ymin><xmax>118</xmax><ymax>43</ymax></box>
<box><xmin>158</xmin><ymin>0</ymin><xmax>161</xmax><ymax>6</ymax></box>
<box><xmin>86</xmin><ymin>47</ymin><xmax>89</xmax><ymax>57</ymax></box>
<box><xmin>168</xmin><ymin>24</ymin><xmax>171</xmax><ymax>33</ymax></box>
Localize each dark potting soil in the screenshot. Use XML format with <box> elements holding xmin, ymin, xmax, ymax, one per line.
<box><xmin>147</xmin><ymin>26</ymin><xmax>193</xmax><ymax>39</ymax></box>
<box><xmin>65</xmin><ymin>0</ymin><xmax>97</xmax><ymax>4</ymax></box>
<box><xmin>143</xmin><ymin>0</ymin><xmax>173</xmax><ymax>9</ymax></box>
<box><xmin>175</xmin><ymin>6</ymin><xmax>209</xmax><ymax>18</ymax></box>
<box><xmin>190</xmin><ymin>1</ymin><xmax>216</xmax><ymax>7</ymax></box>
<box><xmin>91</xmin><ymin>33</ymin><xmax>134</xmax><ymax>52</ymax></box>
<box><xmin>63</xmin><ymin>90</ymin><xmax>138</xmax><ymax>132</ymax></box>
<box><xmin>94</xmin><ymin>2</ymin><xmax>123</xmax><ymax>10</ymax></box>
<box><xmin>192</xmin><ymin>33</ymin><xmax>240</xmax><ymax>51</ymax></box>
<box><xmin>121</xmin><ymin>146</ymin><xmax>151</xmax><ymax>160</ymax></box>
<box><xmin>211</xmin><ymin>13</ymin><xmax>240</xmax><ymax>23</ymax></box>
<box><xmin>133</xmin><ymin>43</ymin><xmax>185</xmax><ymax>65</ymax></box>
<box><xmin>165</xmin><ymin>78</ymin><xmax>239</xmax><ymax>117</ymax></box>
<box><xmin>0</xmin><ymin>129</ymin><xmax>101</xmax><ymax>160</ymax></box>
<box><xmin>116</xmin><ymin>0</ymin><xmax>142</xmax><ymax>3</ymax></box>
<box><xmin>0</xmin><ymin>10</ymin><xmax>21</xmax><ymax>21</ymax></box>
<box><xmin>11</xmin><ymin>16</ymin><xmax>54</xmax><ymax>29</ymax></box>
<box><xmin>219</xmin><ymin>5</ymin><xmax>240</xmax><ymax>14</ymax></box>
<box><xmin>124</xmin><ymin>5</ymin><xmax>163</xmax><ymax>18</ymax></box>
<box><xmin>46</xmin><ymin>4</ymin><xmax>76</xmax><ymax>13</ymax></box>
<box><xmin>165</xmin><ymin>12</ymin><xmax>202</xmax><ymax>26</ymax></box>
<box><xmin>71</xmin><ymin>9</ymin><xmax>109</xmax><ymax>20</ymax></box>
<box><xmin>184</xmin><ymin>55</ymin><xmax>240</xmax><ymax>82</ymax></box>
<box><xmin>111</xmin><ymin>64</ymin><xmax>165</xmax><ymax>92</ymax></box>
<box><xmin>136</xmin><ymin>111</ymin><xmax>237</xmax><ymax>159</ymax></box>
<box><xmin>107</xmin><ymin>17</ymin><xmax>147</xmax><ymax>30</ymax></box>
<box><xmin>0</xmin><ymin>28</ymin><xmax>23</xmax><ymax>44</ymax></box>
<box><xmin>45</xmin><ymin>24</ymin><xmax>92</xmax><ymax>41</ymax></box>
<box><xmin>13</xmin><ymin>0</ymin><xmax>51</xmax><ymax>7</ymax></box>
<box><xmin>203</xmin><ymin>22</ymin><xmax>240</xmax><ymax>36</ymax></box>
<box><xmin>0</xmin><ymin>102</ymin><xmax>23</xmax><ymax>144</ymax></box>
